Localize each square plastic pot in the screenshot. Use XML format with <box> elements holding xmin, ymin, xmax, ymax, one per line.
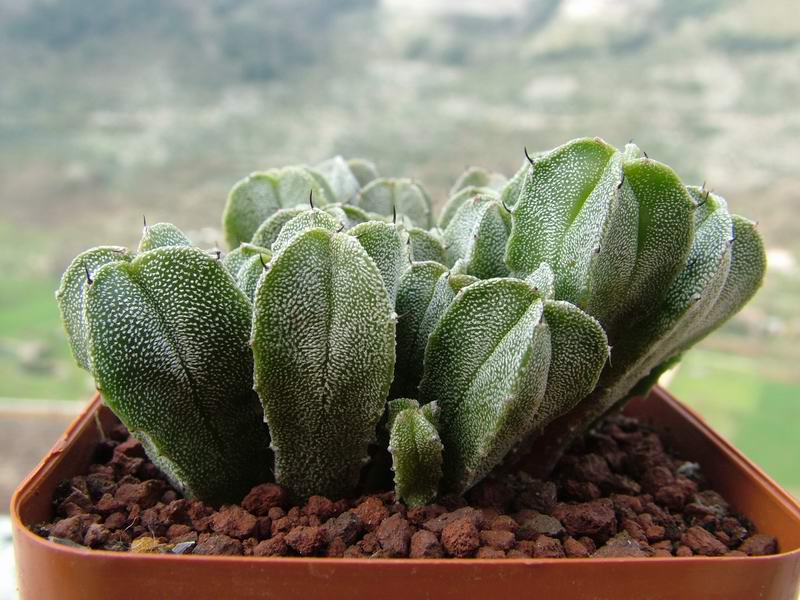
<box><xmin>11</xmin><ymin>386</ymin><xmax>800</xmax><ymax>600</ymax></box>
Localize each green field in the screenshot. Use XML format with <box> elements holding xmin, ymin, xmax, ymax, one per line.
<box><xmin>0</xmin><ymin>0</ymin><xmax>797</xmax><ymax>495</ymax></box>
<box><xmin>669</xmin><ymin>349</ymin><xmax>800</xmax><ymax>498</ymax></box>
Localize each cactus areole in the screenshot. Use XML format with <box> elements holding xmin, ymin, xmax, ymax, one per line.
<box><xmin>56</xmin><ymin>140</ymin><xmax>765</xmax><ymax>506</ymax></box>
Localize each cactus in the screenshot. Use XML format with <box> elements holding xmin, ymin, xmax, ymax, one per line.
<box><xmin>438</xmin><ymin>186</ymin><xmax>499</xmax><ymax>230</ymax></box>
<box><xmin>83</xmin><ymin>246</ymin><xmax>272</xmax><ymax>504</ymax></box>
<box><xmin>407</xmin><ymin>227</ymin><xmax>447</xmax><ymax>264</ymax></box>
<box><xmin>504</xmin><ymin>139</ymin><xmax>765</xmax><ymax>473</ymax></box>
<box><xmin>347</xmin><ymin>158</ymin><xmax>379</xmax><ymax>188</ymax></box>
<box><xmin>57</xmin><ymin>246</ymin><xmax>134</xmax><ymax>370</ymax></box>
<box><xmin>57</xmin><ymin>140</ymin><xmax>765</xmax><ymax>506</ymax></box>
<box><xmin>138</xmin><ymin>222</ymin><xmax>192</xmax><ymax>252</ymax></box>
<box><xmin>392</xmin><ymin>263</ymin><xmax>477</xmax><ymax>399</ymax></box>
<box><xmin>251</xmin><ymin>228</ymin><xmax>396</xmax><ymax>499</ymax></box>
<box><xmin>323</xmin><ymin>203</ymin><xmax>373</xmax><ymax>230</ymax></box>
<box><xmin>450</xmin><ymin>166</ymin><xmax>507</xmax><ymax>196</ymax></box>
<box><xmin>222</xmin><ymin>167</ymin><xmax>328</xmax><ymax>248</ymax></box>
<box><xmin>250</xmin><ymin>208</ymin><xmax>306</xmax><ymax>249</ymax></box>
<box><xmin>419</xmin><ymin>277</ymin><xmax>607</xmax><ymax>493</ymax></box>
<box><xmin>443</xmin><ymin>195</ymin><xmax>511</xmax><ymax>279</ymax></box>
<box><xmin>355</xmin><ymin>178</ymin><xmax>433</xmax><ymax>229</ymax></box>
<box><xmin>236</xmin><ymin>249</ymin><xmax>272</xmax><ymax>302</ymax></box>
<box><xmin>349</xmin><ymin>220</ymin><xmax>411</xmax><ymax>305</ymax></box>
<box><xmin>312</xmin><ymin>156</ymin><xmax>360</xmax><ymax>203</ymax></box>
<box><xmin>387</xmin><ymin>399</ymin><xmax>443</xmax><ymax>507</ymax></box>
<box><xmin>498</xmin><ymin>161</ymin><xmax>529</xmax><ymax>210</ymax></box>
<box><xmin>270</xmin><ymin>208</ymin><xmax>340</xmax><ymax>256</ymax></box>
<box><xmin>222</xmin><ymin>242</ymin><xmax>270</xmax><ymax>277</ymax></box>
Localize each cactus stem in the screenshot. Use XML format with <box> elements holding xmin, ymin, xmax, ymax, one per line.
<box><xmin>84</xmin><ymin>265</ymin><xmax>93</xmax><ymax>285</ymax></box>
<box><xmin>524</xmin><ymin>146</ymin><xmax>535</xmax><ymax>166</ymax></box>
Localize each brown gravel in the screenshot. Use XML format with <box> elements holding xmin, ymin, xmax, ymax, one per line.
<box><xmin>32</xmin><ymin>413</ymin><xmax>778</xmax><ymax>559</ymax></box>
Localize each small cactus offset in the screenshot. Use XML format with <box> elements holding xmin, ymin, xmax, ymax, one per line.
<box><xmin>387</xmin><ymin>398</ymin><xmax>443</xmax><ymax>507</ymax></box>
<box><xmin>57</xmin><ymin>144</ymin><xmax>765</xmax><ymax>506</ymax></box>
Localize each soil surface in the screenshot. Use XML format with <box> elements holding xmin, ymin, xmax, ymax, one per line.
<box><xmin>32</xmin><ymin>414</ymin><xmax>779</xmax><ymax>559</ymax></box>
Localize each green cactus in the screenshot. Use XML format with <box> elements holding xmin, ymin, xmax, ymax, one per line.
<box><xmin>222</xmin><ymin>243</ymin><xmax>271</xmax><ymax>278</ymax></box>
<box><xmin>419</xmin><ymin>277</ymin><xmax>607</xmax><ymax>493</ymax></box>
<box><xmin>56</xmin><ymin>141</ymin><xmax>765</xmax><ymax>506</ymax></box>
<box><xmin>250</xmin><ymin>208</ymin><xmax>306</xmax><ymax>249</ymax></box>
<box><xmin>222</xmin><ymin>167</ymin><xmax>328</xmax><ymax>248</ymax></box>
<box><xmin>312</xmin><ymin>156</ymin><xmax>360</xmax><ymax>203</ymax></box>
<box><xmin>438</xmin><ymin>186</ymin><xmax>499</xmax><ymax>230</ymax></box>
<box><xmin>498</xmin><ymin>161</ymin><xmax>529</xmax><ymax>210</ymax></box>
<box><xmin>349</xmin><ymin>220</ymin><xmax>410</xmax><ymax>305</ymax></box>
<box><xmin>504</xmin><ymin>139</ymin><xmax>765</xmax><ymax>473</ymax></box>
<box><xmin>84</xmin><ymin>246</ymin><xmax>271</xmax><ymax>504</ymax></box>
<box><xmin>251</xmin><ymin>228</ymin><xmax>396</xmax><ymax>499</ymax></box>
<box><xmin>57</xmin><ymin>246</ymin><xmax>134</xmax><ymax>370</ymax></box>
<box><xmin>506</xmin><ymin>138</ymin><xmax>695</xmax><ymax>338</ymax></box>
<box><xmin>450</xmin><ymin>166</ymin><xmax>507</xmax><ymax>197</ymax></box>
<box><xmin>387</xmin><ymin>399</ymin><xmax>443</xmax><ymax>507</ymax></box>
<box><xmin>407</xmin><ymin>227</ymin><xmax>447</xmax><ymax>264</ymax></box>
<box><xmin>138</xmin><ymin>222</ymin><xmax>192</xmax><ymax>252</ymax></box>
<box><xmin>323</xmin><ymin>203</ymin><xmax>373</xmax><ymax>230</ymax></box>
<box><xmin>355</xmin><ymin>178</ymin><xmax>433</xmax><ymax>229</ymax></box>
<box><xmin>392</xmin><ymin>263</ymin><xmax>477</xmax><ymax>399</ymax></box>
<box><xmin>236</xmin><ymin>249</ymin><xmax>272</xmax><ymax>302</ymax></box>
<box><xmin>347</xmin><ymin>158</ymin><xmax>379</xmax><ymax>188</ymax></box>
<box><xmin>270</xmin><ymin>208</ymin><xmax>340</xmax><ymax>256</ymax></box>
<box><xmin>443</xmin><ymin>195</ymin><xmax>511</xmax><ymax>279</ymax></box>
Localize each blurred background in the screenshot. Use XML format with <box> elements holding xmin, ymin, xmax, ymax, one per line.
<box><xmin>0</xmin><ymin>0</ymin><xmax>798</xmax><ymax>590</ymax></box>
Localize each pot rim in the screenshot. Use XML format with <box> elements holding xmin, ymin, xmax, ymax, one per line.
<box><xmin>11</xmin><ymin>387</ymin><xmax>800</xmax><ymax>564</ymax></box>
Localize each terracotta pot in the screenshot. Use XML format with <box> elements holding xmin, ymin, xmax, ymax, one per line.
<box><xmin>11</xmin><ymin>386</ymin><xmax>800</xmax><ymax>600</ymax></box>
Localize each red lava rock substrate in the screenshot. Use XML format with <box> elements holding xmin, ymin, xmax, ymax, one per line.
<box><xmin>32</xmin><ymin>414</ymin><xmax>779</xmax><ymax>559</ymax></box>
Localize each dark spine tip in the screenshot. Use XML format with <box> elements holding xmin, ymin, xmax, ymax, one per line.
<box><xmin>259</xmin><ymin>254</ymin><xmax>268</xmax><ymax>270</ymax></box>
<box><xmin>524</xmin><ymin>146</ymin><xmax>535</xmax><ymax>166</ymax></box>
<box><xmin>392</xmin><ymin>203</ymin><xmax>397</xmax><ymax>225</ymax></box>
<box><xmin>84</xmin><ymin>265</ymin><xmax>93</xmax><ymax>285</ymax></box>
<box><xmin>215</xmin><ymin>250</ymin><xmax>222</xmax><ymax>260</ymax></box>
<box><xmin>142</xmin><ymin>214</ymin><xmax>148</xmax><ymax>231</ymax></box>
<box><xmin>642</xmin><ymin>150</ymin><xmax>649</xmax><ymax>159</ymax></box>
<box><xmin>336</xmin><ymin>223</ymin><xmax>345</xmax><ymax>233</ymax></box>
<box><xmin>501</xmin><ymin>198</ymin><xmax>512</xmax><ymax>213</ymax></box>
<box><xmin>616</xmin><ymin>172</ymin><xmax>625</xmax><ymax>190</ymax></box>
<box><xmin>308</xmin><ymin>189</ymin><xmax>314</xmax><ymax>209</ymax></box>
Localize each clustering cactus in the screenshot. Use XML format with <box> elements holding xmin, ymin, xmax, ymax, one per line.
<box><xmin>58</xmin><ymin>144</ymin><xmax>765</xmax><ymax>509</ymax></box>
